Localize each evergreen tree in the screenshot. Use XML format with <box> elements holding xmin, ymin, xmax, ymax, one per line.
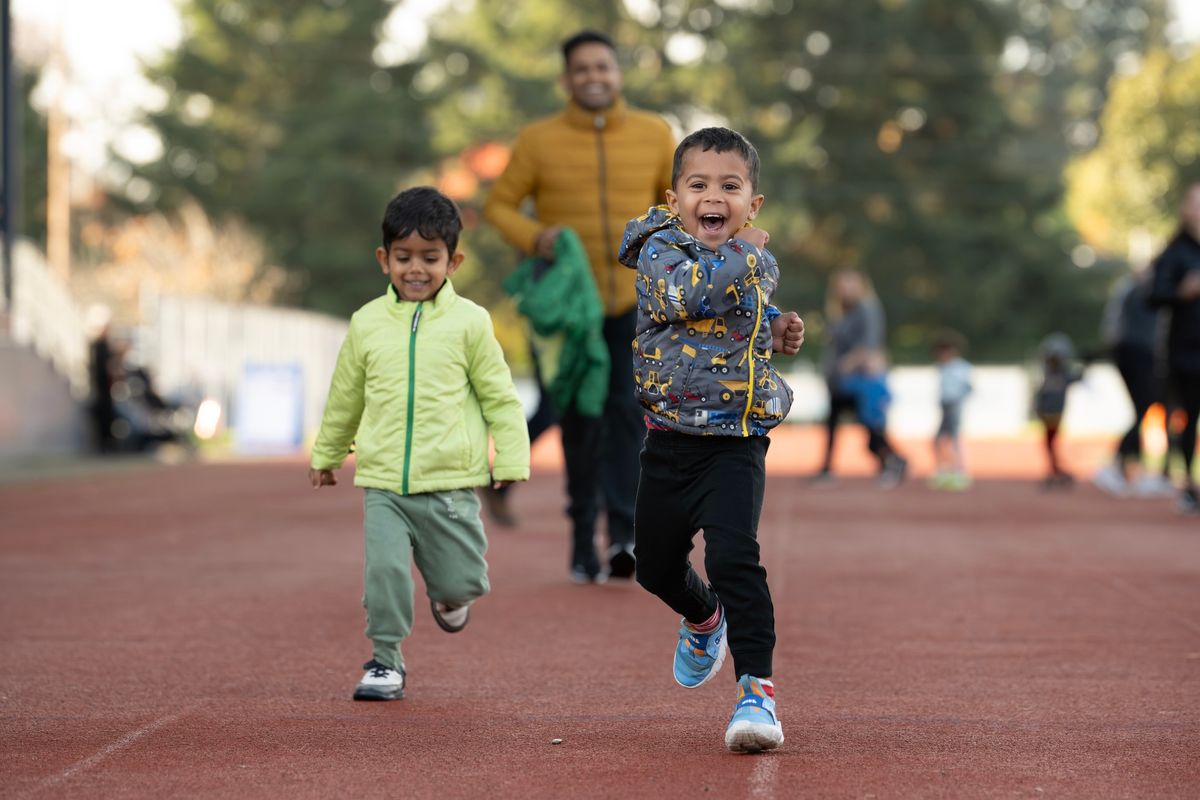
<box><xmin>128</xmin><ymin>0</ymin><xmax>435</xmax><ymax>315</ymax></box>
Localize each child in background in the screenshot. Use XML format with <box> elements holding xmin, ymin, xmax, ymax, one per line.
<box><xmin>837</xmin><ymin>350</ymin><xmax>892</xmax><ymax>439</ymax></box>
<box><xmin>309</xmin><ymin>187</ymin><xmax>530</xmax><ymax>701</ymax></box>
<box><xmin>1034</xmin><ymin>332</ymin><xmax>1082</xmax><ymax>489</ymax></box>
<box><xmin>618</xmin><ymin>127</ymin><xmax>805</xmax><ymax>753</ymax></box>
<box><xmin>930</xmin><ymin>330</ymin><xmax>972</xmax><ymax>490</ymax></box>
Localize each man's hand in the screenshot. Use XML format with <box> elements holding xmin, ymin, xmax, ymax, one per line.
<box><xmin>1181</xmin><ymin>271</ymin><xmax>1200</xmax><ymax>301</ymax></box>
<box><xmin>738</xmin><ymin>225</ymin><xmax>770</xmax><ymax>250</ymax></box>
<box><xmin>309</xmin><ymin>468</ymin><xmax>336</xmax><ymax>489</ymax></box>
<box><xmin>771</xmin><ymin>312</ymin><xmax>805</xmax><ymax>355</ymax></box>
<box><xmin>493</xmin><ymin>479</ymin><xmax>514</xmax><ymax>490</ymax></box>
<box><xmin>535</xmin><ymin>226</ymin><xmax>564</xmax><ymax>261</ymax></box>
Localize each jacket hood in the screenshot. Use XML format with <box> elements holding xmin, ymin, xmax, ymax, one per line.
<box><xmin>618</xmin><ymin>205</ymin><xmax>676</xmax><ymax>268</ymax></box>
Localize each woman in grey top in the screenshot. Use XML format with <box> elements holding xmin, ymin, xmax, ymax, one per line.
<box><xmin>814</xmin><ymin>270</ymin><xmax>907</xmax><ymax>485</ymax></box>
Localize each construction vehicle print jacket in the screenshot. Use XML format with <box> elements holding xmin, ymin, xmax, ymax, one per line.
<box><xmin>617</xmin><ymin>205</ymin><xmax>794</xmax><ymax>437</ymax></box>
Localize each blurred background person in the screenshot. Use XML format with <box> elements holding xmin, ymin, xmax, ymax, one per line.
<box><xmin>1034</xmin><ymin>332</ymin><xmax>1084</xmax><ymax>489</ymax></box>
<box><xmin>929</xmin><ymin>329</ymin><xmax>973</xmax><ymax>491</ymax></box>
<box><xmin>1149</xmin><ymin>181</ymin><xmax>1200</xmax><ymax>513</ymax></box>
<box><xmin>483</xmin><ymin>30</ymin><xmax>675</xmax><ymax>582</ymax></box>
<box><xmin>1092</xmin><ymin>257</ymin><xmax>1172</xmax><ymax>498</ymax></box>
<box><xmin>86</xmin><ymin>305</ymin><xmax>118</xmax><ymax>454</ymax></box>
<box><xmin>813</xmin><ymin>269</ymin><xmax>907</xmax><ymax>487</ymax></box>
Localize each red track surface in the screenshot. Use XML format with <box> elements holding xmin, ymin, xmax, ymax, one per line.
<box><xmin>1</xmin><ymin>430</ymin><xmax>1198</xmax><ymax>799</ymax></box>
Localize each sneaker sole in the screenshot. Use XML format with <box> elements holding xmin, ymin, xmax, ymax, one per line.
<box><xmin>430</xmin><ymin>599</ymin><xmax>469</xmax><ymax>633</ymax></box>
<box><xmin>353</xmin><ymin>685</ymin><xmax>404</xmax><ymax>701</ymax></box>
<box><xmin>608</xmin><ymin>548</ymin><xmax>636</xmax><ymax>579</ymax></box>
<box><xmin>674</xmin><ymin>634</ymin><xmax>728</xmax><ymax>689</ymax></box>
<box><xmin>725</xmin><ymin>720</ymin><xmax>784</xmax><ymax>753</ymax></box>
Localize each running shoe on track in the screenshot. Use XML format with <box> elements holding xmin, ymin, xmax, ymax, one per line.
<box><xmin>431</xmin><ymin>600</ymin><xmax>470</xmax><ymax>633</ymax></box>
<box><xmin>353</xmin><ymin>660</ymin><xmax>405</xmax><ymax>701</ymax></box>
<box><xmin>673</xmin><ymin>608</ymin><xmax>727</xmax><ymax>688</ymax></box>
<box><xmin>725</xmin><ymin>674</ymin><xmax>783</xmax><ymax>753</ymax></box>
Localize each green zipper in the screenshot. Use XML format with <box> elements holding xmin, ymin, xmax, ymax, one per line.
<box><xmin>402</xmin><ymin>303</ymin><xmax>422</xmax><ymax>494</ymax></box>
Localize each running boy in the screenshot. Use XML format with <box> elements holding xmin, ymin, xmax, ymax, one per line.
<box><xmin>617</xmin><ymin>127</ymin><xmax>804</xmax><ymax>753</ymax></box>
<box><xmin>309</xmin><ymin>187</ymin><xmax>530</xmax><ymax>701</ymax></box>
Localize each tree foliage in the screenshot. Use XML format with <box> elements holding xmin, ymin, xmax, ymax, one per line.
<box><xmin>1066</xmin><ymin>47</ymin><xmax>1200</xmax><ymax>256</ymax></box>
<box><xmin>126</xmin><ymin>0</ymin><xmax>1176</xmax><ymax>361</ymax></box>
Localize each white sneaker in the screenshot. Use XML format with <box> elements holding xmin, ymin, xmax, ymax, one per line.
<box><xmin>1091</xmin><ymin>464</ymin><xmax>1128</xmax><ymax>497</ymax></box>
<box><xmin>431</xmin><ymin>600</ymin><xmax>470</xmax><ymax>633</ymax></box>
<box><xmin>353</xmin><ymin>660</ymin><xmax>405</xmax><ymax>701</ymax></box>
<box><xmin>1132</xmin><ymin>473</ymin><xmax>1175</xmax><ymax>498</ymax></box>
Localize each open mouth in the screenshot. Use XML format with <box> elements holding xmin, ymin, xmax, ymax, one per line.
<box><xmin>700</xmin><ymin>214</ymin><xmax>726</xmax><ymax>234</ymax></box>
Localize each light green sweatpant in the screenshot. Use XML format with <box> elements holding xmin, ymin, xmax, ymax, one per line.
<box><xmin>362</xmin><ymin>488</ymin><xmax>490</xmax><ymax>670</ymax></box>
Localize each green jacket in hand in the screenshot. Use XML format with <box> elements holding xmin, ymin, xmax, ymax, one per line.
<box><xmin>503</xmin><ymin>228</ymin><xmax>610</xmax><ymax>417</ymax></box>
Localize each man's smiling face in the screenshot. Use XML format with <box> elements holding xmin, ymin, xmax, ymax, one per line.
<box><xmin>561</xmin><ymin>41</ymin><xmax>622</xmax><ymax>111</ymax></box>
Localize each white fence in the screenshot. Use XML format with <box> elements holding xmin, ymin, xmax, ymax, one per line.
<box><xmin>2</xmin><ymin>237</ymin><xmax>1135</xmax><ymax>454</ymax></box>
<box><xmin>8</xmin><ymin>240</ymin><xmax>90</xmax><ymax>397</ymax></box>
<box><xmin>139</xmin><ymin>292</ymin><xmax>348</xmax><ymax>447</ymax></box>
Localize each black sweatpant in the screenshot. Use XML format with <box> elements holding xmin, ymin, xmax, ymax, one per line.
<box><xmin>822</xmin><ymin>387</ymin><xmax>893</xmax><ymax>472</ymax></box>
<box><xmin>560</xmin><ymin>309</ymin><xmax>643</xmax><ymax>563</ymax></box>
<box><xmin>1169</xmin><ymin>366</ymin><xmax>1200</xmax><ymax>483</ymax></box>
<box><xmin>634</xmin><ymin>429</ymin><xmax>775</xmax><ymax>679</ymax></box>
<box><xmin>1114</xmin><ymin>343</ymin><xmax>1159</xmax><ymax>461</ymax></box>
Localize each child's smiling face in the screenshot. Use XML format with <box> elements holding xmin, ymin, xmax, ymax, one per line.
<box><xmin>376</xmin><ymin>231</ymin><xmax>464</xmax><ymax>302</ymax></box>
<box><xmin>666</xmin><ymin>146</ymin><xmax>764</xmax><ymax>250</ymax></box>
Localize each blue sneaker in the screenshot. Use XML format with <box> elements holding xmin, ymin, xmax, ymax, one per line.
<box><xmin>725</xmin><ymin>674</ymin><xmax>784</xmax><ymax>752</ymax></box>
<box><xmin>673</xmin><ymin>609</ymin><xmax>727</xmax><ymax>688</ymax></box>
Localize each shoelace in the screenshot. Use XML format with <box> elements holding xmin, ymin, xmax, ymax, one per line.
<box><xmin>362</xmin><ymin>661</ymin><xmax>394</xmax><ymax>679</ymax></box>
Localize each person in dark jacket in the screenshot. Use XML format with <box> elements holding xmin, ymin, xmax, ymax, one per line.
<box><xmin>1092</xmin><ymin>261</ymin><xmax>1172</xmax><ymax>497</ymax></box>
<box><xmin>1149</xmin><ymin>182</ymin><xmax>1200</xmax><ymax>513</ymax></box>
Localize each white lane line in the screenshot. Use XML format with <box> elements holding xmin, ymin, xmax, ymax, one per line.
<box><xmin>23</xmin><ymin>710</ymin><xmax>187</xmax><ymax>797</ymax></box>
<box><xmin>748</xmin><ymin>754</ymin><xmax>779</xmax><ymax>798</ymax></box>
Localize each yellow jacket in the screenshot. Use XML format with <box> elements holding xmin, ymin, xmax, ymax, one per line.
<box><xmin>484</xmin><ymin>98</ymin><xmax>675</xmax><ymax>317</ymax></box>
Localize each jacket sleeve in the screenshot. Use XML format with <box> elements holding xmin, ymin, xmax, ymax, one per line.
<box><xmin>656</xmin><ymin>122</ymin><xmax>675</xmax><ymax>198</ymax></box>
<box><xmin>467</xmin><ymin>313</ymin><xmax>531</xmax><ymax>482</ymax></box>
<box><xmin>639</xmin><ymin>231</ymin><xmax>769</xmax><ymax>319</ymax></box>
<box><xmin>483</xmin><ymin>129</ymin><xmax>544</xmax><ymax>256</ymax></box>
<box><xmin>1149</xmin><ymin>243</ymin><xmax>1188</xmax><ymax>308</ymax></box>
<box><xmin>310</xmin><ymin>322</ymin><xmax>366</xmax><ymax>470</ymax></box>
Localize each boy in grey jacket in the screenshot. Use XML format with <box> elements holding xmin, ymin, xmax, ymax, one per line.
<box><xmin>617</xmin><ymin>127</ymin><xmax>804</xmax><ymax>753</ymax></box>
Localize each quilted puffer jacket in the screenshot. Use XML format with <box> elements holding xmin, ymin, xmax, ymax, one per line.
<box><xmin>617</xmin><ymin>205</ymin><xmax>793</xmax><ymax>436</ymax></box>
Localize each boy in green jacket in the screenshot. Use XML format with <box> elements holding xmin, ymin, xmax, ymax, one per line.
<box><xmin>309</xmin><ymin>187</ymin><xmax>530</xmax><ymax>701</ymax></box>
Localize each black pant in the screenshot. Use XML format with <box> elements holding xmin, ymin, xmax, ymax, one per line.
<box><xmin>561</xmin><ymin>309</ymin><xmax>643</xmax><ymax>563</ymax></box>
<box><xmin>634</xmin><ymin>429</ymin><xmax>775</xmax><ymax>679</ymax></box>
<box><xmin>1114</xmin><ymin>343</ymin><xmax>1159</xmax><ymax>461</ymax></box>
<box><xmin>1169</xmin><ymin>366</ymin><xmax>1200</xmax><ymax>483</ymax></box>
<box><xmin>821</xmin><ymin>387</ymin><xmax>893</xmax><ymax>472</ymax></box>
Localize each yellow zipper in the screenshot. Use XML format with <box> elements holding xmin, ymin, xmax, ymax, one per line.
<box><xmin>741</xmin><ymin>284</ymin><xmax>764</xmax><ymax>436</ymax></box>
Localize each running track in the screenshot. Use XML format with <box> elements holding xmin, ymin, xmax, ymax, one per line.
<box><xmin>1</xmin><ymin>433</ymin><xmax>1198</xmax><ymax>798</ymax></box>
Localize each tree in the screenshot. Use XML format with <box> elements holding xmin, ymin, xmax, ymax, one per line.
<box><xmin>128</xmin><ymin>0</ymin><xmax>435</xmax><ymax>315</ymax></box>
<box><xmin>1066</xmin><ymin>47</ymin><xmax>1200</xmax><ymax>257</ymax></box>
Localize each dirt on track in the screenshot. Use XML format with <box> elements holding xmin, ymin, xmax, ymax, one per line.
<box><xmin>1</xmin><ymin>439</ymin><xmax>1198</xmax><ymax>799</ymax></box>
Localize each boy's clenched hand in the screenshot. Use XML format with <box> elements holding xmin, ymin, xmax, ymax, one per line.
<box><xmin>771</xmin><ymin>312</ymin><xmax>805</xmax><ymax>355</ymax></box>
<box><xmin>309</xmin><ymin>468</ymin><xmax>337</xmax><ymax>489</ymax></box>
<box><xmin>738</xmin><ymin>226</ymin><xmax>770</xmax><ymax>250</ymax></box>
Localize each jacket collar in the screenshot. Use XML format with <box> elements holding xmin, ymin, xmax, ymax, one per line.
<box><xmin>386</xmin><ymin>279</ymin><xmax>458</xmax><ymax>317</ymax></box>
<box><xmin>563</xmin><ymin>97</ymin><xmax>628</xmax><ymax>132</ymax></box>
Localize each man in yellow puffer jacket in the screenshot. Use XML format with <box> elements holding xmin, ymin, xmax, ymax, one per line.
<box><xmin>484</xmin><ymin>30</ymin><xmax>675</xmax><ymax>583</ymax></box>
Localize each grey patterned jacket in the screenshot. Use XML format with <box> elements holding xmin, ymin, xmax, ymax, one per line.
<box><xmin>617</xmin><ymin>205</ymin><xmax>793</xmax><ymax>436</ymax></box>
